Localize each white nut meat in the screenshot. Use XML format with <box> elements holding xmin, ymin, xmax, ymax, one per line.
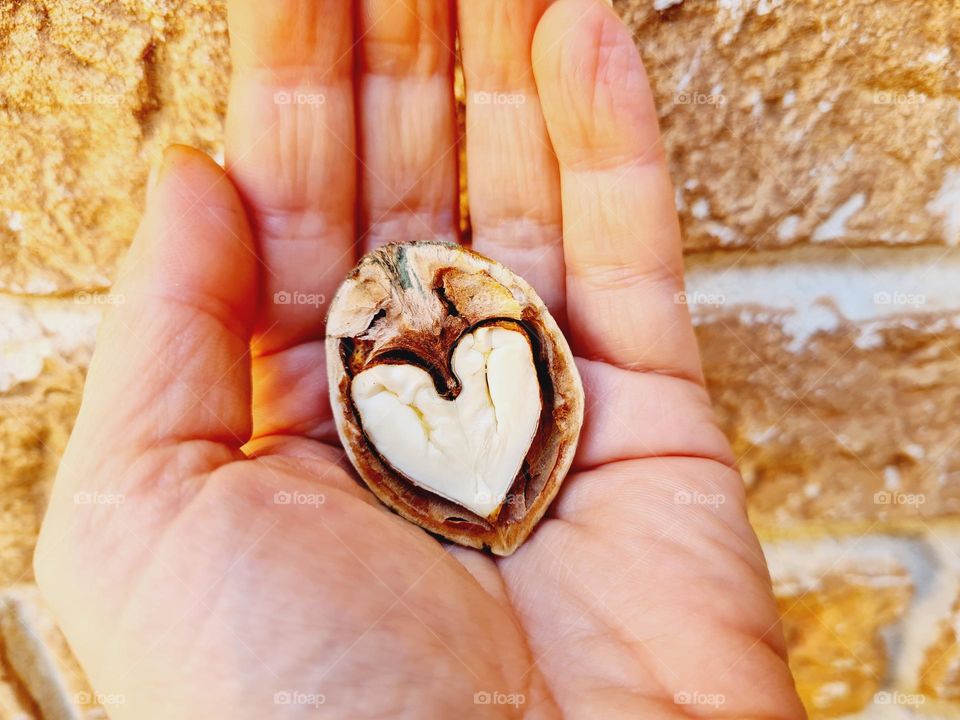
<box><xmin>352</xmin><ymin>326</ymin><xmax>541</xmax><ymax>518</ymax></box>
<box><xmin>326</xmin><ymin>241</ymin><xmax>584</xmax><ymax>555</ymax></box>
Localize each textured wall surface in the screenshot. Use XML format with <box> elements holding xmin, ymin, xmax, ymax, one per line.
<box><xmin>1</xmin><ymin>0</ymin><xmax>958</xmax><ymax>718</ymax></box>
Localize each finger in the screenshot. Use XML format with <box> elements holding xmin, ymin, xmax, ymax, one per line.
<box><xmin>250</xmin><ymin>340</ymin><xmax>338</xmax><ymax>442</ymax></box>
<box><xmin>458</xmin><ymin>0</ymin><xmax>565</xmax><ymax>315</ymax></box>
<box><xmin>226</xmin><ymin>0</ymin><xmax>356</xmax><ymax>355</ymax></box>
<box><xmin>572</xmin><ymin>360</ymin><xmax>733</xmax><ymax>472</ymax></box>
<box><xmin>226</xmin><ymin>0</ymin><xmax>356</xmax><ymax>440</ymax></box>
<box><xmin>68</xmin><ymin>146</ymin><xmax>258</xmax><ymax>463</ymax></box>
<box><xmin>357</xmin><ymin>0</ymin><xmax>459</xmax><ymax>249</ymax></box>
<box><xmin>532</xmin><ymin>0</ymin><xmax>703</xmax><ymax>382</ymax></box>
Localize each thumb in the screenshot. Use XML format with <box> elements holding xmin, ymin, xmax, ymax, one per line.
<box><xmin>67</xmin><ymin>145</ymin><xmax>259</xmax><ymax>474</ymax></box>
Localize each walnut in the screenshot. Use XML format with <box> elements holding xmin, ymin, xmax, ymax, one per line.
<box><xmin>326</xmin><ymin>241</ymin><xmax>583</xmax><ymax>555</ymax></box>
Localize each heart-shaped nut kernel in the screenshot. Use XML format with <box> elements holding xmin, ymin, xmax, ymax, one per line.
<box><xmin>326</xmin><ymin>241</ymin><xmax>584</xmax><ymax>555</ymax></box>
<box><xmin>351</xmin><ymin>325</ymin><xmax>542</xmax><ymax>518</ymax></box>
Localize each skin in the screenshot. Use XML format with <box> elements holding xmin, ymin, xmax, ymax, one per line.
<box><xmin>34</xmin><ymin>1</ymin><xmax>806</xmax><ymax>718</ymax></box>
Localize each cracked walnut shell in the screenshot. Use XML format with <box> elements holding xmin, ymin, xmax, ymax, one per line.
<box><xmin>326</xmin><ymin>241</ymin><xmax>584</xmax><ymax>555</ymax></box>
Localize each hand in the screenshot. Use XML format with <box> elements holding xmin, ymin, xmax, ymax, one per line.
<box><xmin>35</xmin><ymin>1</ymin><xmax>805</xmax><ymax>717</ymax></box>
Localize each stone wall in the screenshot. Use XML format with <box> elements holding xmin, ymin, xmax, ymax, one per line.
<box><xmin>1</xmin><ymin>0</ymin><xmax>957</xmax><ymax>717</ymax></box>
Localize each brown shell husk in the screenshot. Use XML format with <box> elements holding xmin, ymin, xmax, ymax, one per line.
<box><xmin>326</xmin><ymin>241</ymin><xmax>584</xmax><ymax>555</ymax></box>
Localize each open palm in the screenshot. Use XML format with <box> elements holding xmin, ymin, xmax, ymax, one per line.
<box><xmin>35</xmin><ymin>0</ymin><xmax>804</xmax><ymax>717</ymax></box>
